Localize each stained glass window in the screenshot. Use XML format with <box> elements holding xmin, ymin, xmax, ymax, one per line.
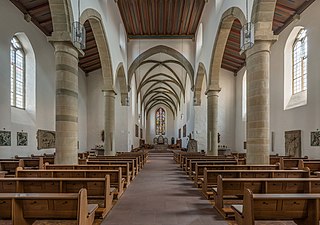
<box><xmin>155</xmin><ymin>107</ymin><xmax>165</xmax><ymax>135</ymax></box>
<box><xmin>10</xmin><ymin>36</ymin><xmax>25</xmax><ymax>109</ymax></box>
<box><xmin>293</xmin><ymin>28</ymin><xmax>307</xmax><ymax>94</ymax></box>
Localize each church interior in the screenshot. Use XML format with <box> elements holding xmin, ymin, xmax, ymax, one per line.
<box><xmin>1</xmin><ymin>0</ymin><xmax>320</xmax><ymax>224</ymax></box>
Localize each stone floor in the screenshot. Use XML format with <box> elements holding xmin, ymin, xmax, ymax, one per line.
<box><xmin>98</xmin><ymin>152</ymin><xmax>300</xmax><ymax>225</ymax></box>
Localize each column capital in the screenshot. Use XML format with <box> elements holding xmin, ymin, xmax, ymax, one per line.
<box><xmin>47</xmin><ymin>31</ymin><xmax>84</xmax><ymax>57</ymax></box>
<box><xmin>245</xmin><ymin>35</ymin><xmax>278</xmax><ymax>58</ymax></box>
<box><xmin>205</xmin><ymin>88</ymin><xmax>221</xmax><ymax>96</ymax></box>
<box><xmin>102</xmin><ymin>89</ymin><xmax>117</xmax><ymax>97</ymax></box>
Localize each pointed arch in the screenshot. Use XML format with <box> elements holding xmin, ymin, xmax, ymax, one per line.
<box><xmin>128</xmin><ymin>45</ymin><xmax>194</xmax><ymax>91</ymax></box>
<box><xmin>80</xmin><ymin>8</ymin><xmax>114</xmax><ymax>90</ymax></box>
<box><xmin>252</xmin><ymin>0</ymin><xmax>277</xmax><ymax>37</ymax></box>
<box><xmin>115</xmin><ymin>63</ymin><xmax>128</xmax><ymax>106</ymax></box>
<box><xmin>208</xmin><ymin>7</ymin><xmax>246</xmax><ymax>90</ymax></box>
<box><xmin>48</xmin><ymin>0</ymin><xmax>73</xmax><ymax>33</ymax></box>
<box><xmin>194</xmin><ymin>62</ymin><xmax>207</xmax><ymax>106</ymax></box>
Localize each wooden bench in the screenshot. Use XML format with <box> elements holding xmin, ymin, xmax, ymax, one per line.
<box><xmin>202</xmin><ymin>168</ymin><xmax>310</xmax><ymax>199</ymax></box>
<box><xmin>89</xmin><ymin>156</ymin><xmax>142</xmax><ymax>171</ymax></box>
<box><xmin>194</xmin><ymin>164</ymin><xmax>280</xmax><ymax>187</ymax></box>
<box><xmin>232</xmin><ymin>189</ymin><xmax>320</xmax><ymax>225</ymax></box>
<box><xmin>16</xmin><ymin>168</ymin><xmax>125</xmax><ymax>200</ymax></box>
<box><xmin>86</xmin><ymin>160</ymin><xmax>136</xmax><ymax>178</ymax></box>
<box><xmin>214</xmin><ymin>175</ymin><xmax>320</xmax><ymax>218</ymax></box>
<box><xmin>186</xmin><ymin>159</ymin><xmax>239</xmax><ymax>176</ymax></box>
<box><xmin>0</xmin><ymin>176</ymin><xmax>114</xmax><ymax>218</ymax></box>
<box><xmin>0</xmin><ymin>188</ymin><xmax>97</xmax><ymax>225</ymax></box>
<box><xmin>87</xmin><ymin>159</ymin><xmax>137</xmax><ymax>176</ymax></box>
<box><xmin>44</xmin><ymin>163</ymin><xmax>132</xmax><ymax>186</ymax></box>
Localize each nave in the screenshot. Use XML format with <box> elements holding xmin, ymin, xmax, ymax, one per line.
<box><xmin>101</xmin><ymin>152</ymin><xmax>227</xmax><ymax>225</ymax></box>
<box><xmin>99</xmin><ymin>152</ymin><xmax>297</xmax><ymax>225</ymax></box>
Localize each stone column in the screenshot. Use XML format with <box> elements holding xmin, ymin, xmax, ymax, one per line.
<box><xmin>54</xmin><ymin>42</ymin><xmax>79</xmax><ymax>164</ymax></box>
<box><xmin>207</xmin><ymin>89</ymin><xmax>220</xmax><ymax>156</ymax></box>
<box><xmin>245</xmin><ymin>40</ymin><xmax>273</xmax><ymax>164</ymax></box>
<box><xmin>103</xmin><ymin>90</ymin><xmax>116</xmax><ymax>156</ymax></box>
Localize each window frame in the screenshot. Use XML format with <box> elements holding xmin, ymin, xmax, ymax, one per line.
<box><xmin>10</xmin><ymin>36</ymin><xmax>26</xmax><ymax>109</ymax></box>
<box><xmin>292</xmin><ymin>28</ymin><xmax>307</xmax><ymax>95</ymax></box>
<box><xmin>155</xmin><ymin>107</ymin><xmax>166</xmax><ymax>135</ymax></box>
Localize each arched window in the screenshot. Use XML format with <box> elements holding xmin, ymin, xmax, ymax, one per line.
<box><xmin>10</xmin><ymin>36</ymin><xmax>25</xmax><ymax>109</ymax></box>
<box><xmin>292</xmin><ymin>28</ymin><xmax>307</xmax><ymax>94</ymax></box>
<box><xmin>155</xmin><ymin>107</ymin><xmax>165</xmax><ymax>135</ymax></box>
<box><xmin>242</xmin><ymin>71</ymin><xmax>247</xmax><ymax>121</ymax></box>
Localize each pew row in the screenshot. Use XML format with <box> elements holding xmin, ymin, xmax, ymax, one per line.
<box><xmin>0</xmin><ymin>188</ymin><xmax>98</xmax><ymax>225</ymax></box>
<box><xmin>44</xmin><ymin>163</ymin><xmax>132</xmax><ymax>186</ymax></box>
<box><xmin>202</xmin><ymin>168</ymin><xmax>310</xmax><ymax>199</ymax></box>
<box><xmin>193</xmin><ymin>164</ymin><xmax>280</xmax><ymax>187</ymax></box>
<box><xmin>232</xmin><ymin>189</ymin><xmax>320</xmax><ymax>225</ymax></box>
<box><xmin>15</xmin><ymin>168</ymin><xmax>125</xmax><ymax>200</ymax></box>
<box><xmin>0</xmin><ymin>176</ymin><xmax>114</xmax><ymax>218</ymax></box>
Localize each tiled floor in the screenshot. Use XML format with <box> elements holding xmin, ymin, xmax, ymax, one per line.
<box><xmin>99</xmin><ymin>152</ymin><xmax>302</xmax><ymax>225</ymax></box>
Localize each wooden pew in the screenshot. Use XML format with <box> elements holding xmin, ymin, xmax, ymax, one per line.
<box><xmin>298</xmin><ymin>159</ymin><xmax>320</xmax><ymax>175</ymax></box>
<box><xmin>181</xmin><ymin>155</ymin><xmax>234</xmax><ymax>170</ymax></box>
<box><xmin>194</xmin><ymin>164</ymin><xmax>280</xmax><ymax>187</ymax></box>
<box><xmin>232</xmin><ymin>189</ymin><xmax>320</xmax><ymax>225</ymax></box>
<box><xmin>86</xmin><ymin>160</ymin><xmax>136</xmax><ymax>178</ymax></box>
<box><xmin>89</xmin><ymin>155</ymin><xmax>142</xmax><ymax>170</ymax></box>
<box><xmin>0</xmin><ymin>188</ymin><xmax>97</xmax><ymax>225</ymax></box>
<box><xmin>187</xmin><ymin>160</ymin><xmax>238</xmax><ymax>179</ymax></box>
<box><xmin>202</xmin><ymin>168</ymin><xmax>310</xmax><ymax>199</ymax></box>
<box><xmin>44</xmin><ymin>163</ymin><xmax>132</xmax><ymax>186</ymax></box>
<box><xmin>214</xmin><ymin>175</ymin><xmax>318</xmax><ymax>218</ymax></box>
<box><xmin>87</xmin><ymin>158</ymin><xmax>138</xmax><ymax>175</ymax></box>
<box><xmin>15</xmin><ymin>168</ymin><xmax>125</xmax><ymax>200</ymax></box>
<box><xmin>182</xmin><ymin>156</ymin><xmax>238</xmax><ymax>172</ymax></box>
<box><xmin>0</xmin><ymin>176</ymin><xmax>114</xmax><ymax>218</ymax></box>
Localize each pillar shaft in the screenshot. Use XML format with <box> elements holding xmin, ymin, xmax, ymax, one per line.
<box><xmin>245</xmin><ymin>40</ymin><xmax>272</xmax><ymax>164</ymax></box>
<box><xmin>54</xmin><ymin>42</ymin><xmax>79</xmax><ymax>164</ymax></box>
<box><xmin>207</xmin><ymin>89</ymin><xmax>220</xmax><ymax>156</ymax></box>
<box><xmin>103</xmin><ymin>90</ymin><xmax>116</xmax><ymax>156</ymax></box>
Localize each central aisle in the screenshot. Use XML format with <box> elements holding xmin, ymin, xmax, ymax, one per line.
<box><xmin>101</xmin><ymin>152</ymin><xmax>228</xmax><ymax>225</ymax></box>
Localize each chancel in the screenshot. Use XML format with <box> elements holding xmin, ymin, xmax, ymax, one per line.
<box><xmin>0</xmin><ymin>0</ymin><xmax>319</xmax><ymax>224</ymax></box>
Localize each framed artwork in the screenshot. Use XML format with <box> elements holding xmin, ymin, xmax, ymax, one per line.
<box><xmin>311</xmin><ymin>131</ymin><xmax>320</xmax><ymax>146</ymax></box>
<box><xmin>37</xmin><ymin>129</ymin><xmax>55</xmax><ymax>150</ymax></box>
<box><xmin>285</xmin><ymin>130</ymin><xmax>301</xmax><ymax>157</ymax></box>
<box><xmin>17</xmin><ymin>132</ymin><xmax>28</xmax><ymax>146</ymax></box>
<box><xmin>178</xmin><ymin>128</ymin><xmax>181</xmax><ymax>139</ymax></box>
<box><xmin>183</xmin><ymin>124</ymin><xmax>186</xmax><ymax>137</ymax></box>
<box><xmin>0</xmin><ymin>131</ymin><xmax>11</xmax><ymax>146</ymax></box>
<box><xmin>140</xmin><ymin>128</ymin><xmax>143</xmax><ymax>139</ymax></box>
<box><xmin>135</xmin><ymin>125</ymin><xmax>139</xmax><ymax>137</ymax></box>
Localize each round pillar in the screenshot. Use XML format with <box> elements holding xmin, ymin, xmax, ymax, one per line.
<box><xmin>54</xmin><ymin>42</ymin><xmax>79</xmax><ymax>164</ymax></box>
<box><xmin>245</xmin><ymin>40</ymin><xmax>273</xmax><ymax>164</ymax></box>
<box><xmin>103</xmin><ymin>90</ymin><xmax>116</xmax><ymax>156</ymax></box>
<box><xmin>207</xmin><ymin>89</ymin><xmax>220</xmax><ymax>156</ymax></box>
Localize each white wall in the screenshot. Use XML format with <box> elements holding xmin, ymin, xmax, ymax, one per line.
<box><xmin>194</xmin><ymin>75</ymin><xmax>207</xmax><ymax>151</ymax></box>
<box><xmin>0</xmin><ymin>1</ymin><xmax>87</xmax><ymax>157</ymax></box>
<box><xmin>218</xmin><ymin>69</ymin><xmax>236</xmax><ymax>151</ymax></box>
<box><xmin>234</xmin><ymin>1</ymin><xmax>320</xmax><ymax>158</ymax></box>
<box><xmin>86</xmin><ymin>69</ymin><xmax>104</xmax><ymax>150</ymax></box>
<box><xmin>269</xmin><ymin>1</ymin><xmax>320</xmax><ymax>158</ymax></box>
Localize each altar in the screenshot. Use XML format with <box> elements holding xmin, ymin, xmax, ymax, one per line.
<box><xmin>153</xmin><ymin>135</ymin><xmax>169</xmax><ymax>151</ymax></box>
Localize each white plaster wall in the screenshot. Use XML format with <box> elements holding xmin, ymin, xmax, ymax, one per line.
<box><xmin>235</xmin><ymin>67</ymin><xmax>247</xmax><ymax>152</ymax></box>
<box><xmin>195</xmin><ymin>0</ymin><xmax>249</xmax><ymax>84</ymax></box>
<box><xmin>0</xmin><ymin>1</ymin><xmax>87</xmax><ymax>157</ymax></box>
<box><xmin>86</xmin><ymin>69</ymin><xmax>104</xmax><ymax>150</ymax></box>
<box><xmin>268</xmin><ymin>1</ymin><xmax>320</xmax><ymax>158</ymax></box>
<box><xmin>194</xmin><ymin>76</ymin><xmax>207</xmax><ymax>151</ymax></box>
<box><xmin>115</xmin><ymin>76</ymin><xmax>129</xmax><ymax>151</ymax></box>
<box><xmin>218</xmin><ymin>69</ymin><xmax>236</xmax><ymax>151</ymax></box>
<box><xmin>72</xmin><ymin>0</ymin><xmax>127</xmax><ymax>87</ymax></box>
